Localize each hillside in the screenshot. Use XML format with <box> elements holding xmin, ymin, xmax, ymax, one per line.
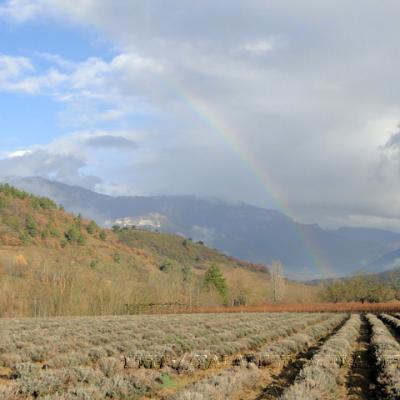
<box><xmin>0</xmin><ymin>184</ymin><xmax>316</xmax><ymax>317</ymax></box>
<box><xmin>13</xmin><ymin>177</ymin><xmax>400</xmax><ymax>279</ymax></box>
<box><xmin>364</xmin><ymin>246</ymin><xmax>400</xmax><ymax>273</ymax></box>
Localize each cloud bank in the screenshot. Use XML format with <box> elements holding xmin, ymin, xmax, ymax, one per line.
<box><xmin>1</xmin><ymin>1</ymin><xmax>400</xmax><ymax>230</ymax></box>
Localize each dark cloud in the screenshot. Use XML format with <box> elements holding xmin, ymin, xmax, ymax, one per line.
<box><xmin>384</xmin><ymin>130</ymin><xmax>400</xmax><ymax>150</ymax></box>
<box><xmin>86</xmin><ymin>135</ymin><xmax>137</xmax><ymax>149</ymax></box>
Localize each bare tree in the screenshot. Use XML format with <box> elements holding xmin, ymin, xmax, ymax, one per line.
<box><xmin>271</xmin><ymin>260</ymin><xmax>285</xmax><ymax>303</ymax></box>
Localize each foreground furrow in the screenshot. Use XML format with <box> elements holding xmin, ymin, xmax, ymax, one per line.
<box><xmin>280</xmin><ymin>314</ymin><xmax>361</xmax><ymax>400</ymax></box>
<box><xmin>345</xmin><ymin>316</ymin><xmax>377</xmax><ymax>400</ymax></box>
<box><xmin>171</xmin><ymin>314</ymin><xmax>347</xmax><ymax>400</ymax></box>
<box><xmin>367</xmin><ymin>313</ymin><xmax>400</xmax><ymax>399</ymax></box>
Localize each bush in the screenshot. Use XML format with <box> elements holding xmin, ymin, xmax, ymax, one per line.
<box><xmin>65</xmin><ymin>227</ymin><xmax>86</xmax><ymax>245</ymax></box>
<box><xmin>113</xmin><ymin>253</ymin><xmax>121</xmax><ymax>263</ymax></box>
<box><xmin>367</xmin><ymin>314</ymin><xmax>400</xmax><ymax>397</ymax></box>
<box><xmin>65</xmin><ymin>227</ymin><xmax>80</xmax><ymax>243</ymax></box>
<box><xmin>87</xmin><ymin>221</ymin><xmax>97</xmax><ymax>235</ymax></box>
<box><xmin>281</xmin><ymin>314</ymin><xmax>361</xmax><ymax>399</ymax></box>
<box><xmin>25</xmin><ymin>215</ymin><xmax>37</xmax><ymax>238</ymax></box>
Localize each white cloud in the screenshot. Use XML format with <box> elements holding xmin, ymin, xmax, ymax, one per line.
<box><xmin>240</xmin><ymin>38</ymin><xmax>281</xmax><ymax>54</ymax></box>
<box><xmin>0</xmin><ymin>51</ymin><xmax>164</xmax><ymax>127</ymax></box>
<box><xmin>0</xmin><ymin>54</ymin><xmax>33</xmax><ymax>84</ymax></box>
<box><xmin>0</xmin><ymin>0</ymin><xmax>46</xmax><ymax>22</ymax></box>
<box><xmin>7</xmin><ymin>149</ymin><xmax>33</xmax><ymax>158</ymax></box>
<box><xmin>0</xmin><ymin>130</ymin><xmax>141</xmax><ymax>189</ymax></box>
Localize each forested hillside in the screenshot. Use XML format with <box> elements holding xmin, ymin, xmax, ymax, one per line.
<box><xmin>0</xmin><ymin>184</ymin><xmax>316</xmax><ymax>317</ymax></box>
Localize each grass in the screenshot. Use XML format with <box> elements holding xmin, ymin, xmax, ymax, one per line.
<box><xmin>159</xmin><ymin>373</ymin><xmax>184</xmax><ymax>390</ymax></box>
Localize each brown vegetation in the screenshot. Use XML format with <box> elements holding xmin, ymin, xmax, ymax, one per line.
<box><xmin>166</xmin><ymin>301</ymin><xmax>400</xmax><ymax>314</ymax></box>
<box><xmin>2</xmin><ymin>311</ymin><xmax>400</xmax><ymax>399</ymax></box>
<box><xmin>0</xmin><ymin>184</ymin><xmax>318</xmax><ymax>318</ymax></box>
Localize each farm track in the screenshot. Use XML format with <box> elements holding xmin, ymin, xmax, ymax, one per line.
<box><xmin>345</xmin><ymin>316</ymin><xmax>378</xmax><ymax>400</ymax></box>
<box><xmin>235</xmin><ymin>315</ymin><xmax>348</xmax><ymax>400</ymax></box>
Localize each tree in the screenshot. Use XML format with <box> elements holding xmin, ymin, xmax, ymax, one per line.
<box><xmin>319</xmin><ymin>273</ymin><xmax>395</xmax><ymax>303</ymax></box>
<box><xmin>112</xmin><ymin>225</ymin><xmax>121</xmax><ymax>233</ymax></box>
<box><xmin>204</xmin><ymin>264</ymin><xmax>228</xmax><ymax>303</ymax></box>
<box><xmin>271</xmin><ymin>260</ymin><xmax>285</xmax><ymax>303</ymax></box>
<box><xmin>65</xmin><ymin>227</ymin><xmax>80</xmax><ymax>243</ymax></box>
<box><xmin>86</xmin><ymin>221</ymin><xmax>97</xmax><ymax>235</ymax></box>
<box><xmin>99</xmin><ymin>231</ymin><xmax>107</xmax><ymax>241</ymax></box>
<box><xmin>25</xmin><ymin>215</ymin><xmax>37</xmax><ymax>237</ymax></box>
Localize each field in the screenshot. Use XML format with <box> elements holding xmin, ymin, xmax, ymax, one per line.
<box><xmin>1</xmin><ymin>312</ymin><xmax>400</xmax><ymax>399</ymax></box>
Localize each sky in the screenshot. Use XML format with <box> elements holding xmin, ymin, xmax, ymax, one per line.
<box><xmin>1</xmin><ymin>1</ymin><xmax>400</xmax><ymax>230</ymax></box>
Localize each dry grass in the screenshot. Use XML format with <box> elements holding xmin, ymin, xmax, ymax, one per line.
<box><xmin>0</xmin><ymin>184</ymin><xmax>320</xmax><ymax>318</ymax></box>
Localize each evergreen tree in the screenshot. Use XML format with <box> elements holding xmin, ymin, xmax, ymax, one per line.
<box><xmin>204</xmin><ymin>264</ymin><xmax>228</xmax><ymax>303</ymax></box>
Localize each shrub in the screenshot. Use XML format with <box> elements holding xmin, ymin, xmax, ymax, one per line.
<box><xmin>367</xmin><ymin>313</ymin><xmax>400</xmax><ymax>398</ymax></box>
<box><xmin>87</xmin><ymin>221</ymin><xmax>97</xmax><ymax>235</ymax></box>
<box><xmin>25</xmin><ymin>215</ymin><xmax>37</xmax><ymax>238</ymax></box>
<box><xmin>281</xmin><ymin>314</ymin><xmax>361</xmax><ymax>399</ymax></box>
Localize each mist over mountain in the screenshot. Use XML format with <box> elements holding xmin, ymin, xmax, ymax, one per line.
<box><xmin>10</xmin><ymin>177</ymin><xmax>400</xmax><ymax>280</ymax></box>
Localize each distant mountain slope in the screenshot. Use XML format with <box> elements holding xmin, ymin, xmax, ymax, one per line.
<box><xmin>12</xmin><ymin>177</ymin><xmax>400</xmax><ymax>279</ymax></box>
<box><xmin>332</xmin><ymin>227</ymin><xmax>400</xmax><ymax>249</ymax></box>
<box><xmin>366</xmin><ymin>248</ymin><xmax>400</xmax><ymax>273</ymax></box>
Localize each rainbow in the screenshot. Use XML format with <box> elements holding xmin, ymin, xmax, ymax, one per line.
<box><xmin>169</xmin><ymin>80</ymin><xmax>335</xmax><ymax>278</ymax></box>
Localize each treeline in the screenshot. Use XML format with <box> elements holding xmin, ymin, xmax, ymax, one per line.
<box><xmin>0</xmin><ymin>183</ymin><xmax>57</xmax><ymax>210</ymax></box>
<box><xmin>319</xmin><ymin>273</ymin><xmax>396</xmax><ymax>303</ymax></box>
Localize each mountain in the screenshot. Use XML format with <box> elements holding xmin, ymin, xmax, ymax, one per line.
<box><xmin>332</xmin><ymin>227</ymin><xmax>400</xmax><ymax>249</ymax></box>
<box><xmin>12</xmin><ymin>177</ymin><xmax>400</xmax><ymax>279</ymax></box>
<box><xmin>366</xmin><ymin>248</ymin><xmax>400</xmax><ymax>273</ymax></box>
<box><xmin>0</xmin><ymin>182</ymin><xmax>317</xmax><ymax>317</ymax></box>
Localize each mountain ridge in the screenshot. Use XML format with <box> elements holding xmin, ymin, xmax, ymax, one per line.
<box><xmin>11</xmin><ymin>176</ymin><xmax>400</xmax><ymax>279</ymax></box>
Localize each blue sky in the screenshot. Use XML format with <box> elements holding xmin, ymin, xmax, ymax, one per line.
<box><xmin>0</xmin><ymin>14</ymin><xmax>113</xmax><ymax>148</ymax></box>
<box><xmin>1</xmin><ymin>0</ymin><xmax>400</xmax><ymax>230</ymax></box>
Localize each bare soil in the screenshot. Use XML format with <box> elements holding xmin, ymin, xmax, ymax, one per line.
<box><xmin>345</xmin><ymin>316</ymin><xmax>378</xmax><ymax>400</ymax></box>
<box><xmin>252</xmin><ymin>337</ymin><xmax>329</xmax><ymax>399</ymax></box>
